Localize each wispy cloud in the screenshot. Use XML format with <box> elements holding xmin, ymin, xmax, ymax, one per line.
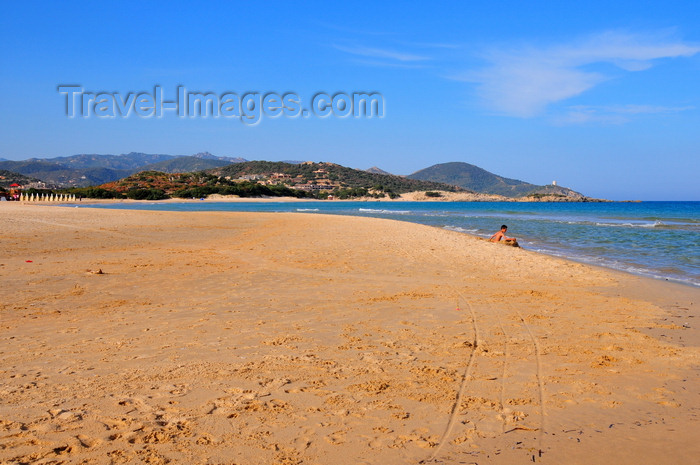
<box><xmin>333</xmin><ymin>44</ymin><xmax>430</xmax><ymax>63</ymax></box>
<box><xmin>453</xmin><ymin>30</ymin><xmax>700</xmax><ymax>118</ymax></box>
<box><xmin>315</xmin><ymin>21</ymin><xmax>396</xmax><ymax>38</ymax></box>
<box><xmin>396</xmin><ymin>40</ymin><xmax>462</xmax><ymax>50</ymax></box>
<box><xmin>553</xmin><ymin>104</ymin><xmax>695</xmax><ymax>125</ymax></box>
<box><xmin>346</xmin><ymin>58</ymin><xmax>428</xmax><ymax>69</ymax></box>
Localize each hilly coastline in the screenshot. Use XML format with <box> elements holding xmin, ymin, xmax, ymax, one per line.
<box><xmin>211</xmin><ymin>161</ymin><xmax>466</xmax><ymax>197</ymax></box>
<box><xmin>64</xmin><ymin>162</ymin><xmax>467</xmax><ymax>200</ymax></box>
<box><xmin>1</xmin><ymin>153</ymin><xmax>599</xmax><ymax>201</ymax></box>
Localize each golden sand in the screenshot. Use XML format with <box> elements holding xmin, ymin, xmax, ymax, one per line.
<box><xmin>1</xmin><ymin>204</ymin><xmax>698</xmax><ymax>464</ymax></box>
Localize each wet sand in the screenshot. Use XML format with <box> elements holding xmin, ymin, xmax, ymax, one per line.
<box><xmin>1</xmin><ymin>204</ymin><xmax>698</xmax><ymax>464</ymax></box>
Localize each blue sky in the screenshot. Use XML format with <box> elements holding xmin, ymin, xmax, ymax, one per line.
<box><xmin>1</xmin><ymin>1</ymin><xmax>699</xmax><ymax>200</ymax></box>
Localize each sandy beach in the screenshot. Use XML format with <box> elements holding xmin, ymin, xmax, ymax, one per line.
<box><xmin>1</xmin><ymin>204</ymin><xmax>698</xmax><ymax>465</ymax></box>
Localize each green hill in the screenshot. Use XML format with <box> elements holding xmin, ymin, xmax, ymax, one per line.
<box><xmin>0</xmin><ymin>170</ymin><xmax>51</xmax><ymax>189</ymax></box>
<box><xmin>211</xmin><ymin>161</ymin><xmax>465</xmax><ymax>195</ymax></box>
<box><xmin>89</xmin><ymin>170</ymin><xmax>311</xmax><ymax>200</ymax></box>
<box><xmin>408</xmin><ymin>162</ymin><xmax>584</xmax><ymax>198</ymax></box>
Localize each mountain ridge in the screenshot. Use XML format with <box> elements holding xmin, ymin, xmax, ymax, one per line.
<box><xmin>139</xmin><ymin>156</ymin><xmax>233</xmax><ymax>173</ymax></box>
<box><xmin>0</xmin><ymin>152</ymin><xmax>247</xmax><ymax>187</ymax></box>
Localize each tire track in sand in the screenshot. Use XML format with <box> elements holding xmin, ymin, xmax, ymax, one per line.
<box><xmin>420</xmin><ymin>296</ymin><xmax>480</xmax><ymax>464</ymax></box>
<box><xmin>420</xmin><ymin>244</ymin><xmax>536</xmax><ymax>463</ymax></box>
<box><xmin>493</xmin><ymin>302</ymin><xmax>510</xmax><ymax>434</ymax></box>
<box><xmin>18</xmin><ymin>217</ymin><xmax>132</xmax><ymax>237</ymax></box>
<box><xmin>445</xmin><ymin>286</ymin><xmax>546</xmax><ymax>461</ymax></box>
<box><xmin>514</xmin><ymin>306</ymin><xmax>547</xmax><ymax>460</ymax></box>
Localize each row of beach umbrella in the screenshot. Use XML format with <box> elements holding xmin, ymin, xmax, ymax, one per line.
<box><xmin>18</xmin><ymin>193</ymin><xmax>77</xmax><ymax>202</ymax></box>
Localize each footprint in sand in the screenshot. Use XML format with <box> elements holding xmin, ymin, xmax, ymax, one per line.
<box><xmin>324</xmin><ymin>430</ymin><xmax>346</xmax><ymax>445</ymax></box>
<box><xmin>76</xmin><ymin>434</ymin><xmax>101</xmax><ymax>448</ymax></box>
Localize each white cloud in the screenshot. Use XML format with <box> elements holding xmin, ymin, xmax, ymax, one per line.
<box><xmin>455</xmin><ymin>30</ymin><xmax>700</xmax><ymax>117</ymax></box>
<box><xmin>396</xmin><ymin>40</ymin><xmax>462</xmax><ymax>50</ymax></box>
<box><xmin>553</xmin><ymin>104</ymin><xmax>695</xmax><ymax>125</ymax></box>
<box><xmin>333</xmin><ymin>44</ymin><xmax>429</xmax><ymax>62</ymax></box>
<box><xmin>347</xmin><ymin>59</ymin><xmax>428</xmax><ymax>69</ymax></box>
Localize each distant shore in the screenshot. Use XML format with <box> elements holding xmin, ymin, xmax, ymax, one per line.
<box><xmin>6</xmin><ymin>189</ymin><xmax>609</xmax><ymax>205</ymax></box>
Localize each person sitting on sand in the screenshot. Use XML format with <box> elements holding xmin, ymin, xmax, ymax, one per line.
<box><xmin>490</xmin><ymin>225</ymin><xmax>516</xmax><ymax>243</ymax></box>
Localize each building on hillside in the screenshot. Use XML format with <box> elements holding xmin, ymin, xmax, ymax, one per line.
<box><xmin>24</xmin><ymin>181</ymin><xmax>48</xmax><ymax>189</ymax></box>
<box><xmin>294</xmin><ymin>183</ymin><xmax>333</xmax><ymax>192</ymax></box>
<box><xmin>238</xmin><ymin>174</ymin><xmax>264</xmax><ymax>181</ymax></box>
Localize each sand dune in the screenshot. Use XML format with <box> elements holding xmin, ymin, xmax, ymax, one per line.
<box><xmin>1</xmin><ymin>205</ymin><xmax>698</xmax><ymax>464</ymax></box>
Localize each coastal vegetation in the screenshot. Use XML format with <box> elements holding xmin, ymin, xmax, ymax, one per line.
<box><xmin>527</xmin><ymin>192</ymin><xmax>568</xmax><ymax>199</ymax></box>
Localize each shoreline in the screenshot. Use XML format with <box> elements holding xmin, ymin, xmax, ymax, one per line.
<box><xmin>7</xmin><ymin>194</ymin><xmax>692</xmax><ymax>207</ymax></box>
<box><xmin>6</xmin><ymin>199</ymin><xmax>696</xmax><ymax>289</ymax></box>
<box><xmin>5</xmin><ymin>189</ymin><xmax>611</xmax><ymax>204</ymax></box>
<box><xmin>1</xmin><ymin>205</ymin><xmax>699</xmax><ymax>464</ymax></box>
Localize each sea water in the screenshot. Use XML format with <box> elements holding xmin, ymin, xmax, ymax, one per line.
<box><xmin>83</xmin><ymin>201</ymin><xmax>700</xmax><ymax>287</ymax></box>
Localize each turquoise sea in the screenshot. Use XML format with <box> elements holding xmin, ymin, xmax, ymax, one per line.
<box><xmin>83</xmin><ymin>201</ymin><xmax>700</xmax><ymax>287</ymax></box>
